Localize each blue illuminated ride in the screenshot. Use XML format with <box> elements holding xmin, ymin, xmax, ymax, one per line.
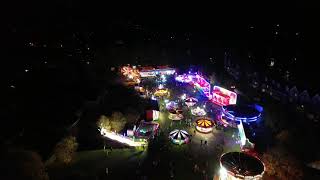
<box><xmin>221</xmin><ymin>104</ymin><xmax>262</xmax><ymax>124</ymax></box>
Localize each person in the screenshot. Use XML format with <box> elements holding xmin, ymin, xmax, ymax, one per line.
<box><xmin>205</xmin><ymin>140</ymin><xmax>207</xmax><ymax>145</ymax></box>
<box><xmin>200</xmin><ymin>140</ymin><xmax>203</xmax><ymax>145</ymax></box>
<box><xmin>105</xmin><ymin>167</ymin><xmax>109</xmax><ymax>175</ymax></box>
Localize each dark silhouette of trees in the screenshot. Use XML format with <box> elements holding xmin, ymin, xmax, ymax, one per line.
<box><xmin>0</xmin><ymin>150</ymin><xmax>49</xmax><ymax>180</ymax></box>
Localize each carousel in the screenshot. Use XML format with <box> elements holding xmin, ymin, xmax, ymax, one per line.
<box><xmin>185</xmin><ymin>97</ymin><xmax>198</xmax><ymax>107</ymax></box>
<box><xmin>219</xmin><ymin>152</ymin><xmax>265</xmax><ymax>180</ymax></box>
<box><xmin>195</xmin><ymin>118</ymin><xmax>214</xmax><ymax>133</ymax></box>
<box><xmin>169</xmin><ymin>129</ymin><xmax>190</xmax><ymax>145</ymax></box>
<box><xmin>191</xmin><ymin>106</ymin><xmax>206</xmax><ymax>116</ymax></box>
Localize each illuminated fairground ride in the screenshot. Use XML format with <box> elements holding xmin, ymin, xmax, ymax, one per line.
<box><xmin>169</xmin><ymin>129</ymin><xmax>190</xmax><ymax>145</ymax></box>
<box><xmin>168</xmin><ymin>109</ymin><xmax>184</xmax><ymax>120</ymax></box>
<box><xmin>212</xmin><ymin>86</ymin><xmax>237</xmax><ymax>106</ymax></box>
<box><xmin>191</xmin><ymin>106</ymin><xmax>206</xmax><ymax>116</ymax></box>
<box><xmin>185</xmin><ymin>97</ymin><xmax>198</xmax><ymax>107</ymax></box>
<box><xmin>175</xmin><ymin>74</ymin><xmax>211</xmax><ymax>99</ymax></box>
<box><xmin>153</xmin><ymin>88</ymin><xmax>170</xmax><ymax>98</ymax></box>
<box><xmin>195</xmin><ymin>118</ymin><xmax>214</xmax><ymax>133</ymax></box>
<box><xmin>219</xmin><ymin>152</ymin><xmax>265</xmax><ymax>180</ymax></box>
<box><xmin>121</xmin><ymin>65</ymin><xmax>141</xmax><ymax>84</ymax></box>
<box><xmin>165</xmin><ymin>101</ymin><xmax>178</xmax><ymax>111</ymax></box>
<box><xmin>221</xmin><ymin>105</ymin><xmax>262</xmax><ymax>125</ymax></box>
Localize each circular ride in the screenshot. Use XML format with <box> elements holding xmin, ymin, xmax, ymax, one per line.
<box><xmin>219</xmin><ymin>152</ymin><xmax>265</xmax><ymax>180</ymax></box>
<box><xmin>168</xmin><ymin>109</ymin><xmax>184</xmax><ymax>120</ymax></box>
<box><xmin>169</xmin><ymin>129</ymin><xmax>190</xmax><ymax>145</ymax></box>
<box><xmin>222</xmin><ymin>105</ymin><xmax>262</xmax><ymax>124</ymax></box>
<box><xmin>185</xmin><ymin>97</ymin><xmax>198</xmax><ymax>107</ymax></box>
<box><xmin>166</xmin><ymin>101</ymin><xmax>178</xmax><ymax>111</ymax></box>
<box><xmin>191</xmin><ymin>106</ymin><xmax>206</xmax><ymax>116</ymax></box>
<box><xmin>195</xmin><ymin>118</ymin><xmax>214</xmax><ymax>133</ymax></box>
<box><xmin>153</xmin><ymin>88</ymin><xmax>170</xmax><ymax>98</ymax></box>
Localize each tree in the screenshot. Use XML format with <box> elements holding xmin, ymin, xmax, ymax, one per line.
<box><xmin>97</xmin><ymin>115</ymin><xmax>111</xmax><ymax>131</ymax></box>
<box><xmin>109</xmin><ymin>111</ymin><xmax>127</xmax><ymax>132</ymax></box>
<box><xmin>54</xmin><ymin>136</ymin><xmax>78</xmax><ymax>164</ymax></box>
<box><xmin>97</xmin><ymin>112</ymin><xmax>127</xmax><ymax>133</ymax></box>
<box><xmin>262</xmin><ymin>146</ymin><xmax>303</xmax><ymax>180</ymax></box>
<box><xmin>0</xmin><ymin>150</ymin><xmax>49</xmax><ymax>180</ymax></box>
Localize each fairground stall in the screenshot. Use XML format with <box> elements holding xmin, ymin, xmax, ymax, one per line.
<box><xmin>211</xmin><ymin>86</ymin><xmax>237</xmax><ymax>106</ymax></box>
<box><xmin>169</xmin><ymin>129</ymin><xmax>190</xmax><ymax>145</ymax></box>
<box><xmin>219</xmin><ymin>152</ymin><xmax>265</xmax><ymax>180</ymax></box>
<box><xmin>195</xmin><ymin>118</ymin><xmax>214</xmax><ymax>133</ymax></box>
<box><xmin>134</xmin><ymin>121</ymin><xmax>160</xmax><ymax>139</ymax></box>
<box><xmin>139</xmin><ymin>66</ymin><xmax>175</xmax><ymax>78</ymax></box>
<box><xmin>145</xmin><ymin>110</ymin><xmax>160</xmax><ymax>121</ymax></box>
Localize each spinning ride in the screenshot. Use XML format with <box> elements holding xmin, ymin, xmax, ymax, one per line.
<box><xmin>219</xmin><ymin>152</ymin><xmax>265</xmax><ymax>180</ymax></box>
<box><xmin>169</xmin><ymin>129</ymin><xmax>190</xmax><ymax>145</ymax></box>
<box><xmin>195</xmin><ymin>118</ymin><xmax>214</xmax><ymax>133</ymax></box>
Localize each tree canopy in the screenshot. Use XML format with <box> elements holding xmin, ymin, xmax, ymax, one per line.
<box><xmin>53</xmin><ymin>136</ymin><xmax>78</xmax><ymax>164</ymax></box>
<box><xmin>262</xmin><ymin>146</ymin><xmax>303</xmax><ymax>180</ymax></box>
<box><xmin>97</xmin><ymin>112</ymin><xmax>127</xmax><ymax>133</ymax></box>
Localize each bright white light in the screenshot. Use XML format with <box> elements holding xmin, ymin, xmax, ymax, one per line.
<box><xmin>164</xmin><ymin>99</ymin><xmax>169</xmax><ymax>103</ymax></box>
<box><xmin>25</xmin><ymin>69</ymin><xmax>29</xmax><ymax>72</ymax></box>
<box><xmin>100</xmin><ymin>128</ymin><xmax>147</xmax><ymax>147</ymax></box>
<box><xmin>158</xmin><ymin>84</ymin><xmax>164</xmax><ymax>89</ymax></box>
<box><xmin>10</xmin><ymin>85</ymin><xmax>15</xmax><ymax>88</ymax></box>
<box><xmin>181</xmin><ymin>94</ymin><xmax>187</xmax><ymax>100</ymax></box>
<box><xmin>219</xmin><ymin>166</ymin><xmax>228</xmax><ymax>180</ymax></box>
<box><xmin>270</xmin><ymin>60</ymin><xmax>275</xmax><ymax>67</ymax></box>
<box><xmin>153</xmin><ymin>110</ymin><xmax>160</xmax><ymax>120</ymax></box>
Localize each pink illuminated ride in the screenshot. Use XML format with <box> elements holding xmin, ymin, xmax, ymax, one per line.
<box><xmin>175</xmin><ymin>74</ymin><xmax>211</xmax><ymax>99</ymax></box>
<box><xmin>211</xmin><ymin>86</ymin><xmax>237</xmax><ymax>106</ymax></box>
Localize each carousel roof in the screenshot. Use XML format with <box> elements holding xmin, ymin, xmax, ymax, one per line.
<box><xmin>196</xmin><ymin>119</ymin><xmax>214</xmax><ymax>128</ymax></box>
<box><xmin>220</xmin><ymin>152</ymin><xmax>264</xmax><ymax>177</ymax></box>
<box><xmin>169</xmin><ymin>129</ymin><xmax>190</xmax><ymax>141</ymax></box>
